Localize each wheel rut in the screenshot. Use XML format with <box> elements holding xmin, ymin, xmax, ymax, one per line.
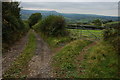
<box><xmin>2</xmin><ymin>32</ymin><xmax>29</xmax><ymax>74</ymax></box>
<box><xmin>76</xmin><ymin>41</ymin><xmax>97</xmax><ymax>75</ymax></box>
<box><xmin>27</xmin><ymin>30</ymin><xmax>53</xmax><ymax>78</ymax></box>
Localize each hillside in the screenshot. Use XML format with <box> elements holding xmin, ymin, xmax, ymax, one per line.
<box><xmin>20</xmin><ymin>9</ymin><xmax>118</xmax><ymax>23</ymax></box>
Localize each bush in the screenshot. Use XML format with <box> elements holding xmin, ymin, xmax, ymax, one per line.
<box><xmin>92</xmin><ymin>19</ymin><xmax>102</xmax><ymax>26</ymax></box>
<box><xmin>28</xmin><ymin>13</ymin><xmax>42</xmax><ymax>28</ymax></box>
<box><xmin>34</xmin><ymin>15</ymin><xmax>68</xmax><ymax>37</ymax></box>
<box><xmin>2</xmin><ymin>2</ymin><xmax>29</xmax><ymax>51</ymax></box>
<box><xmin>23</xmin><ymin>20</ymin><xmax>30</xmax><ymax>32</ymax></box>
<box><xmin>103</xmin><ymin>22</ymin><xmax>120</xmax><ymax>53</ymax></box>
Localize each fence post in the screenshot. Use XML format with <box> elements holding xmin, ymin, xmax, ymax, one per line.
<box><xmin>80</xmin><ymin>26</ymin><xmax>82</xmax><ymax>39</ymax></box>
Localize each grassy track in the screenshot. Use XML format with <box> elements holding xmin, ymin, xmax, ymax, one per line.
<box><xmin>52</xmin><ymin>40</ymin><xmax>92</xmax><ymax>78</ymax></box>
<box><xmin>52</xmin><ymin>39</ymin><xmax>118</xmax><ymax>78</ymax></box>
<box><xmin>80</xmin><ymin>41</ymin><xmax>118</xmax><ymax>78</ymax></box>
<box><xmin>3</xmin><ymin>30</ymin><xmax>37</xmax><ymax>78</ymax></box>
<box><xmin>68</xmin><ymin>29</ymin><xmax>103</xmax><ymax>40</ymax></box>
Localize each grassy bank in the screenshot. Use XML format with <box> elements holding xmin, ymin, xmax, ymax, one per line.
<box><xmin>3</xmin><ymin>30</ymin><xmax>37</xmax><ymax>78</ymax></box>
<box><xmin>52</xmin><ymin>40</ymin><xmax>92</xmax><ymax>78</ymax></box>
<box><xmin>80</xmin><ymin>41</ymin><xmax>118</xmax><ymax>78</ymax></box>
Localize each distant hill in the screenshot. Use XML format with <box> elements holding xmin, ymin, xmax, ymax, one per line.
<box><xmin>20</xmin><ymin>9</ymin><xmax>60</xmax><ymax>19</ymax></box>
<box><xmin>20</xmin><ymin>9</ymin><xmax>118</xmax><ymax>23</ymax></box>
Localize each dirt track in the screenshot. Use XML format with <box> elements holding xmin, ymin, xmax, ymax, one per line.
<box><xmin>2</xmin><ymin>30</ymin><xmax>54</xmax><ymax>78</ymax></box>
<box><xmin>2</xmin><ymin>32</ymin><xmax>29</xmax><ymax>74</ymax></box>
<box><xmin>27</xmin><ymin>31</ymin><xmax>53</xmax><ymax>78</ymax></box>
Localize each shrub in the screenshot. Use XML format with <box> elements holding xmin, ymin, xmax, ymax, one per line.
<box><xmin>2</xmin><ymin>2</ymin><xmax>29</xmax><ymax>51</ymax></box>
<box><xmin>103</xmin><ymin>22</ymin><xmax>120</xmax><ymax>53</ymax></box>
<box><xmin>92</xmin><ymin>19</ymin><xmax>102</xmax><ymax>26</ymax></box>
<box><xmin>23</xmin><ymin>20</ymin><xmax>30</xmax><ymax>32</ymax></box>
<box><xmin>34</xmin><ymin>15</ymin><xmax>68</xmax><ymax>37</ymax></box>
<box><xmin>28</xmin><ymin>13</ymin><xmax>42</xmax><ymax>28</ymax></box>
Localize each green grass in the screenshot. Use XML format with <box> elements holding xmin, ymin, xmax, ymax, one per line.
<box><xmin>68</xmin><ymin>29</ymin><xmax>103</xmax><ymax>40</ymax></box>
<box><xmin>3</xmin><ymin>30</ymin><xmax>37</xmax><ymax>78</ymax></box>
<box><xmin>80</xmin><ymin>41</ymin><xmax>118</xmax><ymax>78</ymax></box>
<box><xmin>104</xmin><ymin>21</ymin><xmax>120</xmax><ymax>26</ymax></box>
<box><xmin>52</xmin><ymin>39</ymin><xmax>92</xmax><ymax>78</ymax></box>
<box><xmin>45</xmin><ymin>36</ymin><xmax>71</xmax><ymax>48</ymax></box>
<box><xmin>36</xmin><ymin>32</ymin><xmax>72</xmax><ymax>48</ymax></box>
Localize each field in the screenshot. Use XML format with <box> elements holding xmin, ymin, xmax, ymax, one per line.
<box><xmin>68</xmin><ymin>29</ymin><xmax>103</xmax><ymax>40</ymax></box>
<box><xmin>103</xmin><ymin>21</ymin><xmax>120</xmax><ymax>26</ymax></box>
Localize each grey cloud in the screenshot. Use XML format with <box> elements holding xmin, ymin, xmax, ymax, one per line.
<box><xmin>20</xmin><ymin>2</ymin><xmax>118</xmax><ymax>16</ymax></box>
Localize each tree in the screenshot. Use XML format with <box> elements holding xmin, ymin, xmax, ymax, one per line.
<box><xmin>28</xmin><ymin>13</ymin><xmax>42</xmax><ymax>28</ymax></box>
<box><xmin>34</xmin><ymin>15</ymin><xmax>67</xmax><ymax>37</ymax></box>
<box><xmin>92</xmin><ymin>19</ymin><xmax>102</xmax><ymax>26</ymax></box>
<box><xmin>2</xmin><ymin>2</ymin><xmax>28</xmax><ymax>51</ymax></box>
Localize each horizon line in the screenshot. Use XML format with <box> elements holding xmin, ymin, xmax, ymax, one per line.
<box><xmin>21</xmin><ymin>8</ymin><xmax>118</xmax><ymax>17</ymax></box>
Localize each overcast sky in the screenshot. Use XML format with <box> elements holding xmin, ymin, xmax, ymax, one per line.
<box><xmin>10</xmin><ymin>0</ymin><xmax>119</xmax><ymax>16</ymax></box>
<box><xmin>20</xmin><ymin>2</ymin><xmax>119</xmax><ymax>16</ymax></box>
